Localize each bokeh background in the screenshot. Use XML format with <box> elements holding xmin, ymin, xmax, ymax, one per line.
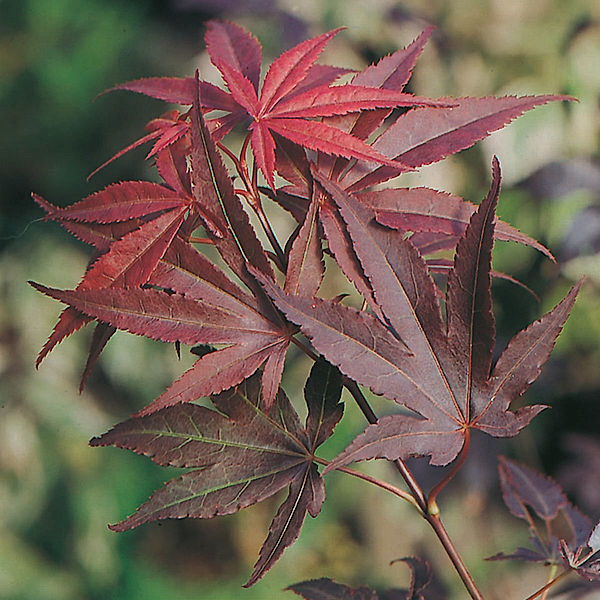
<box><xmin>1</xmin><ymin>1</ymin><xmax>599</xmax><ymax>598</ymax></box>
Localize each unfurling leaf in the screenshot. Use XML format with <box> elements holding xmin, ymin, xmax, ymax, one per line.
<box><xmin>494</xmin><ymin>457</ymin><xmax>600</xmax><ymax>581</ymax></box>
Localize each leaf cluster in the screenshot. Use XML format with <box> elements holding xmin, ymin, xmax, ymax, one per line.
<box><xmin>31</xmin><ymin>20</ymin><xmax>589</xmax><ymax>598</ymax></box>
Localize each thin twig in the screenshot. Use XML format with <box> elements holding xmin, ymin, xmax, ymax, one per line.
<box><xmin>290</xmin><ymin>335</ymin><xmax>319</xmax><ymax>361</ymax></box>
<box><xmin>523</xmin><ymin>569</ymin><xmax>571</xmax><ymax>600</ymax></box>
<box><xmin>313</xmin><ymin>456</ymin><xmax>419</xmax><ymax>509</ymax></box>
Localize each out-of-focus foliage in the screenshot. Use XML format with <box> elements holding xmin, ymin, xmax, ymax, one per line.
<box><xmin>1</xmin><ymin>0</ymin><xmax>598</xmax><ymax>598</ymax></box>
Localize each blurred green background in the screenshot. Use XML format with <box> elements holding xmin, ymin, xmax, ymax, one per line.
<box><xmin>1</xmin><ymin>1</ymin><xmax>599</xmax><ymax>598</ymax></box>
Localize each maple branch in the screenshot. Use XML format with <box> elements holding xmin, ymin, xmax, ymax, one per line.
<box><xmin>523</xmin><ymin>568</ymin><xmax>571</xmax><ymax>600</ymax></box>
<box><xmin>425</xmin><ymin>514</ymin><xmax>485</xmax><ymax>600</ymax></box>
<box><xmin>341</xmin><ymin>381</ymin><xmax>483</xmax><ymax>599</ymax></box>
<box><xmin>427</xmin><ymin>429</ymin><xmax>471</xmax><ymax>510</ymax></box>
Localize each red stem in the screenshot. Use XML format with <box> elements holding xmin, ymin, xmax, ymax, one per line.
<box><xmin>425</xmin><ymin>514</ymin><xmax>485</xmax><ymax>600</ymax></box>
<box><xmin>523</xmin><ymin>569</ymin><xmax>571</xmax><ymax>600</ymax></box>
<box><xmin>428</xmin><ymin>429</ymin><xmax>471</xmax><ymax>510</ymax></box>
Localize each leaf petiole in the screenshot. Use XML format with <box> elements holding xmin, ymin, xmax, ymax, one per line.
<box><xmin>427</xmin><ymin>429</ymin><xmax>471</xmax><ymax>510</ymax></box>
<box><xmin>523</xmin><ymin>568</ymin><xmax>571</xmax><ymax>600</ymax></box>
<box><xmin>313</xmin><ymin>456</ymin><xmax>420</xmax><ymax>510</ymax></box>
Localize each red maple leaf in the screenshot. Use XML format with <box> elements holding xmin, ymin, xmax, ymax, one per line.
<box><xmin>254</xmin><ymin>158</ymin><xmax>582</xmax><ymax>468</ymax></box>
<box><xmin>90</xmin><ymin>360</ymin><xmax>343</xmax><ymax>586</ymax></box>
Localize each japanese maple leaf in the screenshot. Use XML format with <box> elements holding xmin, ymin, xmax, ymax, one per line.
<box><xmin>211</xmin><ymin>24</ymin><xmax>451</xmax><ymax>189</ymax></box>
<box><xmin>253</xmin><ymin>158</ymin><xmax>582</xmax><ymax>468</ymax></box>
<box><xmin>90</xmin><ymin>361</ymin><xmax>343</xmax><ymax>586</ymax></box>
<box><xmin>110</xmin><ymin>21</ymin><xmax>449</xmax><ymax>189</ymax></box>
<box><xmin>490</xmin><ymin>457</ymin><xmax>600</xmax><ymax>582</ymax></box>
<box><xmin>32</xmin><ymin>75</ymin><xmax>297</xmax><ymax>405</ymax></box>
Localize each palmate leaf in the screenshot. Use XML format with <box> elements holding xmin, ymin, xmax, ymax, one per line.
<box><xmin>93</xmin><ymin>361</ymin><xmax>343</xmax><ymax>586</ymax></box>
<box><xmin>254</xmin><ymin>159</ymin><xmax>582</xmax><ymax>469</ymax></box>
<box><xmin>32</xmin><ymin>201</ymin><xmax>187</xmax><ymax>376</ymax></box>
<box><xmin>31</xmin><ymin>241</ymin><xmax>292</xmax><ymax>415</ymax></box>
<box><xmin>202</xmin><ymin>22</ymin><xmax>449</xmax><ymax>189</ymax></box>
<box><xmin>492</xmin><ymin>457</ymin><xmax>600</xmax><ymax>581</ymax></box>
<box><xmin>111</xmin><ymin>23</ymin><xmax>444</xmax><ymax>190</ymax></box>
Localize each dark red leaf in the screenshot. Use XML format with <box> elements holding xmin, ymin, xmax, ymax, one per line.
<box><xmin>475</xmin><ymin>279</ymin><xmax>582</xmax><ymax>436</ymax></box>
<box><xmin>256</xmin><ymin>160</ymin><xmax>578</xmax><ymax>469</ymax></box>
<box><xmin>92</xmin><ymin>375</ymin><xmax>308</xmax><ymax>531</ymax></box>
<box><xmin>426</xmin><ymin>258</ymin><xmax>539</xmax><ymax>300</ymax></box>
<box><xmin>93</xmin><ymin>363</ymin><xmax>342</xmax><ymax>583</ymax></box>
